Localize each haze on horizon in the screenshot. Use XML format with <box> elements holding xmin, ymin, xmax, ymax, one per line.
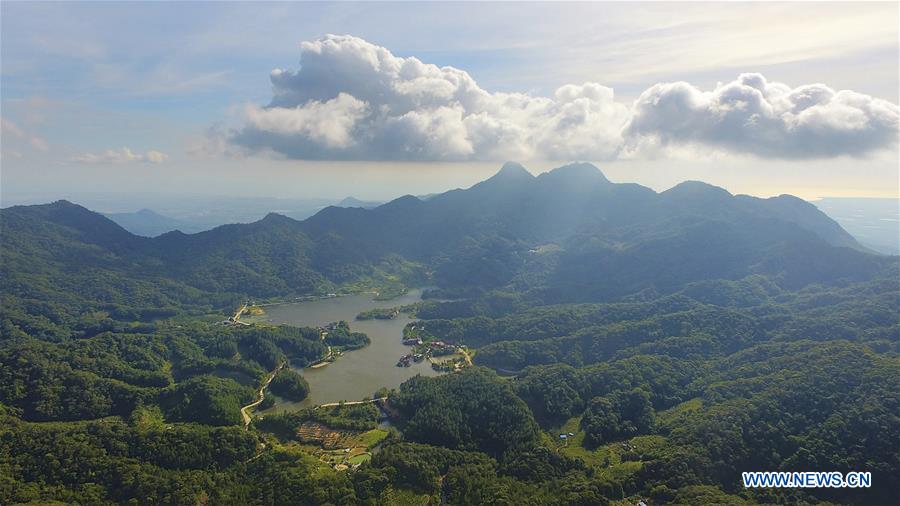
<box><xmin>3</xmin><ymin>5</ymin><xmax>900</xmax><ymax>502</ymax></box>
<box><xmin>1</xmin><ymin>1</ymin><xmax>898</xmax><ymax>206</ymax></box>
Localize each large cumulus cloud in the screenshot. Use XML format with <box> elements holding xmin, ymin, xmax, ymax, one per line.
<box><xmin>230</xmin><ymin>34</ymin><xmax>628</xmax><ymax>161</ymax></box>
<box><xmin>624</xmin><ymin>73</ymin><xmax>899</xmax><ymax>158</ymax></box>
<box><xmin>229</xmin><ymin>35</ymin><xmax>898</xmax><ymax>161</ymax></box>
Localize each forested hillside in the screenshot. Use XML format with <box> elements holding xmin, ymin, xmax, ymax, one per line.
<box><xmin>3</xmin><ymin>163</ymin><xmax>888</xmax><ymax>314</ymax></box>
<box><xmin>1</xmin><ymin>164</ymin><xmax>897</xmax><ymax>504</ymax></box>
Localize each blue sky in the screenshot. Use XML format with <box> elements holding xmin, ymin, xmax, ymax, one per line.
<box><xmin>2</xmin><ymin>2</ymin><xmax>898</xmax><ymax>203</ymax></box>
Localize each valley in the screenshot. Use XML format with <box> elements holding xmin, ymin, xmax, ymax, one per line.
<box><xmin>1</xmin><ymin>163</ymin><xmax>897</xmax><ymax>505</ymax></box>
<box><xmin>253</xmin><ymin>289</ymin><xmax>439</xmax><ymax>411</ymax></box>
<box><xmin>4</xmin><ymin>4</ymin><xmax>897</xmax><ymax>504</ymax></box>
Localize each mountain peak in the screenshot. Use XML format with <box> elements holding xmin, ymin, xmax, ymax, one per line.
<box><xmin>662</xmin><ymin>180</ymin><xmax>732</xmax><ymax>198</ymax></box>
<box><xmin>338</xmin><ymin>196</ymin><xmax>382</xmax><ymax>209</ymax></box>
<box><xmin>494</xmin><ymin>162</ymin><xmax>534</xmax><ymax>179</ymax></box>
<box><xmin>339</xmin><ymin>197</ymin><xmax>366</xmax><ymax>207</ymax></box>
<box><xmin>542</xmin><ymin>162</ymin><xmax>610</xmax><ymax>183</ymax></box>
<box><xmin>379</xmin><ymin>194</ymin><xmax>422</xmax><ymax>211</ymax></box>
<box><xmin>472</xmin><ymin>162</ymin><xmax>535</xmax><ymax>191</ymax></box>
<box><xmin>260</xmin><ymin>212</ymin><xmax>295</xmax><ymax>225</ymax></box>
<box><xmin>44</xmin><ymin>200</ymin><xmax>103</xmax><ymax>218</ymax></box>
<box><xmin>48</xmin><ymin>199</ymin><xmax>80</xmax><ymax>210</ymax></box>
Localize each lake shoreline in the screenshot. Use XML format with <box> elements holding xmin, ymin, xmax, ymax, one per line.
<box><xmin>257</xmin><ymin>288</ymin><xmax>441</xmax><ymax>412</ymax></box>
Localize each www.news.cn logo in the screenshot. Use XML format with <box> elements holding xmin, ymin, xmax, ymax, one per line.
<box><xmin>742</xmin><ymin>471</ymin><xmax>871</xmax><ymax>488</ymax></box>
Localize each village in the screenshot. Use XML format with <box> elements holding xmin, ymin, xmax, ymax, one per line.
<box><xmin>294</xmin><ymin>419</ymin><xmax>389</xmax><ymax>471</ymax></box>
<box><xmin>396</xmin><ymin>323</ymin><xmax>472</xmax><ymax>371</ymax></box>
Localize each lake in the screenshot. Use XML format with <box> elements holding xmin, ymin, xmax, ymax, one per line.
<box><xmin>259</xmin><ymin>288</ymin><xmax>440</xmax><ymax>411</ymax></box>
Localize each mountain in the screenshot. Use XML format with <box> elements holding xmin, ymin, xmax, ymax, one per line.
<box><xmin>8</xmin><ymin>199</ymin><xmax>143</xmax><ymax>251</ymax></box>
<box><xmin>100</xmin><ymin>197</ymin><xmax>387</xmax><ymax>236</ymax></box>
<box><xmin>299</xmin><ymin>162</ymin><xmax>885</xmax><ymax>298</ymax></box>
<box><xmin>104</xmin><ymin>208</ymin><xmax>190</xmax><ymax>237</ymax></box>
<box><xmin>2</xmin><ymin>163</ymin><xmax>899</xmax><ymax>506</ymax></box>
<box><xmin>2</xmin><ymin>163</ymin><xmax>892</xmax><ymax>315</ymax></box>
<box><xmin>337</xmin><ymin>196</ymin><xmax>383</xmax><ymax>209</ymax></box>
<box><xmin>307</xmin><ymin>162</ymin><xmax>862</xmax><ymax>252</ymax></box>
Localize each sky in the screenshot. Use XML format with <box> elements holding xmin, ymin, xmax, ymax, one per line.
<box><xmin>1</xmin><ymin>1</ymin><xmax>898</xmax><ymax>206</ymax></box>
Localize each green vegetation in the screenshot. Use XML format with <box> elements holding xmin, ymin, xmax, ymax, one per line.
<box><xmin>372</xmin><ymin>283</ymin><xmax>408</xmax><ymax>301</ymax></box>
<box><xmin>390</xmin><ymin>368</ymin><xmax>541</xmax><ymax>458</ymax></box>
<box><xmin>582</xmin><ymin>388</ymin><xmax>655</xmax><ymax>447</ymax></box>
<box><xmin>323</xmin><ymin>320</ymin><xmax>371</xmax><ymax>350</ymax></box>
<box><xmin>1</xmin><ymin>165</ymin><xmax>898</xmax><ymax>504</ymax></box>
<box><xmin>358</xmin><ymin>428</ymin><xmax>389</xmax><ymax>448</ymax></box>
<box><xmin>0</xmin><ymin>320</ymin><xmax>329</xmax><ymax>425</ymax></box>
<box><xmin>347</xmin><ymin>453</ymin><xmax>371</xmax><ymax>466</ymax></box>
<box><xmin>256</xmin><ymin>403</ymin><xmax>382</xmax><ymax>438</ymax></box>
<box><xmin>356</xmin><ymin>307</ymin><xmax>400</xmax><ymax>320</ymax></box>
<box><xmin>160</xmin><ymin>375</ymin><xmax>256</xmax><ymax>426</ymax></box>
<box><xmin>268</xmin><ymin>368</ymin><xmax>310</xmax><ymax>401</ymax></box>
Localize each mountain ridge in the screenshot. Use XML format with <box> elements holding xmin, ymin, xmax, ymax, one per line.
<box><xmin>12</xmin><ymin>163</ymin><xmax>859</xmax><ymax>253</ymax></box>
<box><xmin>2</xmin><ymin>163</ymin><xmax>889</xmax><ymax>308</ymax></box>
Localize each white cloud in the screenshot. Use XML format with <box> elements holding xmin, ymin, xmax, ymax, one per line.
<box><xmin>231</xmin><ymin>34</ymin><xmax>629</xmax><ymax>161</ymax></box>
<box><xmin>1</xmin><ymin>117</ymin><xmax>50</xmax><ymax>153</ymax></box>
<box><xmin>624</xmin><ymin>73</ymin><xmax>899</xmax><ymax>159</ymax></box>
<box><xmin>244</xmin><ymin>92</ymin><xmax>368</xmax><ymax>149</ymax></box>
<box><xmin>229</xmin><ymin>35</ymin><xmax>898</xmax><ymax>162</ymax></box>
<box><xmin>73</xmin><ymin>147</ymin><xmax>169</xmax><ymax>164</ymax></box>
<box><xmin>144</xmin><ymin>150</ymin><xmax>169</xmax><ymax>163</ymax></box>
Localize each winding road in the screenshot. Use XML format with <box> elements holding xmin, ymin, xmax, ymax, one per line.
<box><xmin>240</xmin><ymin>362</ymin><xmax>285</xmax><ymax>428</ymax></box>
<box><xmin>460</xmin><ymin>347</ymin><xmax>473</xmax><ymax>367</ymax></box>
<box><xmin>233</xmin><ymin>303</ymin><xmax>247</xmax><ymax>321</ymax></box>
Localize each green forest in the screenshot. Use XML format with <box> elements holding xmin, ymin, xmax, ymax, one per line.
<box><xmin>1</xmin><ymin>164</ymin><xmax>898</xmax><ymax>505</ymax></box>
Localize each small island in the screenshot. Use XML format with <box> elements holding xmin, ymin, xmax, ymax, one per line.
<box><xmin>322</xmin><ymin>321</ymin><xmax>370</xmax><ymax>351</ymax></box>
<box><xmin>355</xmin><ymin>307</ymin><xmax>400</xmax><ymax>320</ymax></box>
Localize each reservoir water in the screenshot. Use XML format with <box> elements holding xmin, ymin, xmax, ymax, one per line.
<box><xmin>259</xmin><ymin>288</ymin><xmax>440</xmax><ymax>411</ymax></box>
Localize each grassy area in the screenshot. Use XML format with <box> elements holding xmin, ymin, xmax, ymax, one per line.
<box><xmin>286</xmin><ymin>424</ymin><xmax>388</xmax><ymax>471</ymax></box>
<box><xmin>373</xmin><ymin>283</ymin><xmax>408</xmax><ymax>301</ymax></box>
<box><xmin>357</xmin><ymin>428</ymin><xmax>389</xmax><ymax>448</ymax></box>
<box><xmin>130</xmin><ymin>405</ymin><xmax>166</xmax><ymax>429</ymax></box>
<box><xmin>430</xmin><ymin>352</ymin><xmax>462</xmax><ymax>364</ymax></box>
<box><xmin>347</xmin><ymin>453</ymin><xmax>371</xmax><ymax>466</ymax></box>
<box><xmin>337</xmin><ymin>258</ymin><xmax>427</xmax><ymax>300</ymax></box>
<box><xmin>656</xmin><ymin>397</ymin><xmax>703</xmax><ymax>430</ymax></box>
<box><xmin>239</xmin><ymin>305</ymin><xmax>269</xmax><ymax>324</ymax></box>
<box><xmin>547</xmin><ymin>415</ymin><xmax>673</xmax><ymax>483</ymax></box>
<box><xmin>278</xmin><ymin>444</ymin><xmax>334</xmax><ymax>477</ymax></box>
